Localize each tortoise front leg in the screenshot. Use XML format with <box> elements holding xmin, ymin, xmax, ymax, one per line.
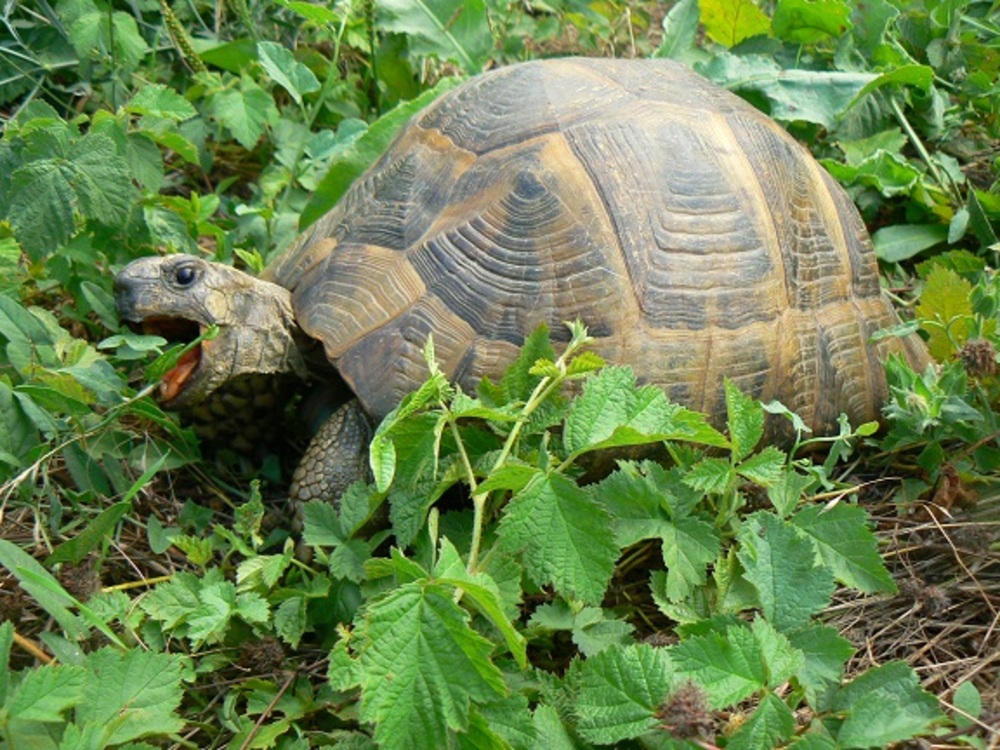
<box><xmin>290</xmin><ymin>399</ymin><xmax>373</xmax><ymax>507</ymax></box>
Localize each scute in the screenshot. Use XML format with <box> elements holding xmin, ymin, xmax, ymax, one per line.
<box><xmin>265</xmin><ymin>57</ymin><xmax>931</xmax><ymax>435</ymax></box>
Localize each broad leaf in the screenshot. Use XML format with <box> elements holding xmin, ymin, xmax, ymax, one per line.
<box><xmin>700</xmin><ymin>0</ymin><xmax>771</xmax><ymax>47</ymax></box>
<box><xmin>301</xmin><ymin>80</ymin><xmax>458</xmax><ymax>227</ymax></box>
<box><xmin>126</xmin><ymin>84</ymin><xmax>198</xmax><ymax>120</ymax></box>
<box><xmin>772</xmin><ymin>0</ymin><xmax>851</xmax><ymax>43</ymax></box>
<box><xmin>833</xmin><ymin>662</ymin><xmax>942</xmax><ymax>746</ymax></box>
<box><xmin>727</xmin><ymin>692</ymin><xmax>796</xmax><ymax>750</ymax></box>
<box><xmin>737</xmin><ymin>512</ymin><xmax>835</xmax><ymax>632</ymax></box>
<box><xmin>791</xmin><ymin>504</ymin><xmax>895</xmax><ymax>593</ymax></box>
<box><xmin>356</xmin><ymin>581</ymin><xmax>506</xmax><ymax>750</ymax></box>
<box><xmin>499</xmin><ymin>472</ymin><xmax>618</xmax><ymax>604</ymax></box>
<box><xmin>377</xmin><ymin>0</ymin><xmax>492</xmax><ymax>73</ymax></box>
<box><xmin>75</xmin><ymin>649</ymin><xmax>186</xmax><ymax>744</ymax></box>
<box><xmin>573</xmin><ymin>644</ymin><xmax>677</xmax><ymax>744</ymax></box>
<box><xmin>671</xmin><ymin>618</ymin><xmax>803</xmax><ymax>708</ymax></box>
<box><xmin>725</xmin><ymin>379</ymin><xmax>764</xmax><ymax>462</ymax></box>
<box><xmin>7</xmin><ymin>663</ymin><xmax>86</xmax><ymax>723</ymax></box>
<box><xmin>872</xmin><ymin>223</ymin><xmax>949</xmax><ymax>263</ymax></box>
<box><xmin>914</xmin><ymin>265</ymin><xmax>973</xmax><ymax>359</ymax></box>
<box><xmin>257</xmin><ymin>41</ymin><xmax>320</xmax><ymax>105</ymax></box>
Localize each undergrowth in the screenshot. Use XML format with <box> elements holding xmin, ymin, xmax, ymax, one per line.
<box><xmin>1</xmin><ymin>0</ymin><xmax>999</xmax><ymax>747</ymax></box>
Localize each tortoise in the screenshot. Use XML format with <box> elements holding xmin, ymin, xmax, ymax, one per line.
<box><xmin>114</xmin><ymin>56</ymin><xmax>931</xmax><ymax>505</ymax></box>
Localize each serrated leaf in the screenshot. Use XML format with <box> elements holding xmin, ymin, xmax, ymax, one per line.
<box><xmin>598</xmin><ymin>464</ymin><xmax>720</xmax><ymax>602</ymax></box>
<box><xmin>356</xmin><ymin>581</ymin><xmax>506</xmax><ymax>750</ymax></box>
<box><xmin>377</xmin><ymin>0</ymin><xmax>491</xmax><ymax>73</ymax></box>
<box><xmin>274</xmin><ymin>597</ymin><xmax>307</xmax><ymax>648</ymax></box>
<box><xmin>70</xmin><ymin>131</ymin><xmax>136</xmax><ymax>225</ymax></box>
<box><xmin>499</xmin><ymin>472</ymin><xmax>618</xmax><ymax>604</ymax></box>
<box><xmin>8</xmin><ymin>663</ymin><xmax>87</xmax><ymax>722</ymax></box>
<box><xmin>772</xmin><ymin>0</ymin><xmax>852</xmax><ymax>43</ymax></box>
<box><xmin>683</xmin><ymin>456</ymin><xmax>733</xmax><ymax>495</ymax></box>
<box><xmin>833</xmin><ymin>661</ymin><xmax>942</xmax><ymax>746</ymax></box>
<box><xmin>6</xmin><ymin>159</ymin><xmax>75</xmax><ymax>258</ymax></box>
<box><xmin>565</xmin><ymin>366</ymin><xmax>702</xmax><ymax>455</ymax></box>
<box><xmin>737</xmin><ymin>512</ymin><xmax>835</xmax><ymax>632</ymax></box>
<box><xmin>671</xmin><ymin>618</ymin><xmax>803</xmax><ymax>708</ymax></box>
<box><xmin>208</xmin><ymin>75</ymin><xmax>277</xmax><ymax>149</ymax></box>
<box><xmin>573</xmin><ymin>644</ymin><xmax>676</xmax><ymax>744</ymax></box>
<box><xmin>700</xmin><ymin>0</ymin><xmax>771</xmax><ymax>47</ymax></box>
<box><xmin>787</xmin><ymin>624</ymin><xmax>854</xmax><ymax>704</ymax></box>
<box><xmin>435</xmin><ymin>539</ymin><xmax>527</xmax><ymax>668</ymax></box>
<box><xmin>138</xmin><ymin>571</ymin><xmax>203</xmax><ymax>629</ymax></box>
<box><xmin>126</xmin><ymin>84</ymin><xmax>198</xmax><ymax>120</ymax></box>
<box><xmin>766</xmin><ymin>468</ymin><xmax>815</xmax><ymax>517</ymax></box>
<box><xmin>791</xmin><ymin>504</ymin><xmax>895</xmax><ymax>593</ymax></box>
<box><xmin>75</xmin><ymin>649</ymin><xmax>185</xmax><ymax>743</ymax></box>
<box><xmin>915</xmin><ymin>265</ymin><xmax>974</xmax><ymax>360</ymax></box>
<box><xmin>726</xmin><ymin>378</ymin><xmax>764</xmax><ymax>462</ymax></box>
<box><xmin>727</xmin><ymin>692</ymin><xmax>795</xmax><ymax>750</ymax></box>
<box><xmin>257</xmin><ymin>41</ymin><xmax>320</xmax><ymax>105</ymax></box>
<box><xmin>369</xmin><ymin>433</ymin><xmax>396</xmax><ymax>492</ymax></box>
<box><xmin>737</xmin><ymin>446</ymin><xmax>787</xmax><ymax>487</ymax></box>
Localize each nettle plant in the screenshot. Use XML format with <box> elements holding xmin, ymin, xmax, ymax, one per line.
<box><xmin>292</xmin><ymin>323</ymin><xmax>943</xmax><ymax>748</ymax></box>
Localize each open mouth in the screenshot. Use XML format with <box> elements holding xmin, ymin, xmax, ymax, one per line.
<box><xmin>134</xmin><ymin>316</ymin><xmax>205</xmax><ymax>402</ymax></box>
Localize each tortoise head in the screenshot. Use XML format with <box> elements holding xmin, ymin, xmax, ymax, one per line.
<box><xmin>114</xmin><ymin>254</ymin><xmax>306</xmax><ymax>409</ymax></box>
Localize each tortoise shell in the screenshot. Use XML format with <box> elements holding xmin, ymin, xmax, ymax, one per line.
<box><xmin>264</xmin><ymin>57</ymin><xmax>930</xmax><ymax>434</ymax></box>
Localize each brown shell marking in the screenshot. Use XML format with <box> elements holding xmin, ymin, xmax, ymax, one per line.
<box><xmin>266</xmin><ymin>57</ymin><xmax>931</xmax><ymax>432</ymax></box>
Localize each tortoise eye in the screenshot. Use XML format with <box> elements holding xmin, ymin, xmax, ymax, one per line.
<box><xmin>174</xmin><ymin>265</ymin><xmax>198</xmax><ymax>287</ymax></box>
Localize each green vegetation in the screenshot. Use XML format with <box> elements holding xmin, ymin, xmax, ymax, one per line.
<box><xmin>1</xmin><ymin>0</ymin><xmax>998</xmax><ymax>747</ymax></box>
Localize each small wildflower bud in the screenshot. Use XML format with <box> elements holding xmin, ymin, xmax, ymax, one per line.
<box><xmin>959</xmin><ymin>338</ymin><xmax>997</xmax><ymax>379</ymax></box>
<box><xmin>655</xmin><ymin>681</ymin><xmax>714</xmax><ymax>740</ymax></box>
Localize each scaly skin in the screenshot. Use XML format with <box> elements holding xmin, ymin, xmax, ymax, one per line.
<box><xmin>114</xmin><ymin>254</ymin><xmax>370</xmax><ymax>504</ymax></box>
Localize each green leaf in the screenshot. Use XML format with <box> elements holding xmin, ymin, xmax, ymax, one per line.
<box><xmin>599</xmin><ymin>464</ymin><xmax>720</xmax><ymax>602</ymax></box>
<box><xmin>914</xmin><ymin>265</ymin><xmax>974</xmax><ymax>360</ymax></box>
<box><xmin>791</xmin><ymin>504</ymin><xmax>895</xmax><ymax>593</ymax></box>
<box><xmin>369</xmin><ymin>433</ymin><xmax>397</xmax><ymax>493</ymax></box>
<box><xmin>257</xmin><ymin>41</ymin><xmax>320</xmax><ymax>105</ymax></box>
<box><xmin>952</xmin><ymin>681</ymin><xmax>982</xmax><ymax>730</ymax></box>
<box><xmin>434</xmin><ymin>539</ymin><xmax>527</xmax><ymax>668</ymax></box>
<box><xmin>737</xmin><ymin>512</ymin><xmax>835</xmax><ymax>632</ymax></box>
<box><xmin>498</xmin><ymin>472</ymin><xmax>618</xmax><ymax>604</ymax></box>
<box><xmin>573</xmin><ymin>644</ymin><xmax>677</xmax><ymax>744</ymax></box>
<box><xmin>727</xmin><ymin>692</ymin><xmax>795</xmax><ymax>749</ymax></box>
<box><xmin>772</xmin><ymin>0</ymin><xmax>851</xmax><ymax>43</ymax></box>
<box><xmin>657</xmin><ymin>0</ymin><xmax>700</xmax><ymax>58</ymax></box>
<box><xmin>75</xmin><ymin>649</ymin><xmax>186</xmax><ymax>744</ymax></box>
<box><xmin>737</xmin><ymin>446</ymin><xmax>787</xmax><ymax>487</ymax></box>
<box><xmin>684</xmin><ymin>455</ymin><xmax>734</xmax><ymax>495</ymax></box>
<box><xmin>301</xmin><ymin>79</ymin><xmax>457</xmax><ymax>227</ymax></box>
<box><xmin>564</xmin><ymin>366</ymin><xmax>689</xmax><ymax>455</ymax></box>
<box><xmin>0</xmin><ymin>539</ymin><xmax>87</xmax><ymax>639</ymax></box>
<box><xmin>702</xmin><ymin>53</ymin><xmax>877</xmax><ymax>127</ymax></box>
<box><xmin>766</xmin><ymin>468</ymin><xmax>815</xmax><ymax>517</ymax></box>
<box><xmin>208</xmin><ymin>74</ymin><xmax>277</xmax><ymax>149</ymax></box>
<box><xmin>833</xmin><ymin>661</ymin><xmax>942</xmax><ymax>746</ymax></box>
<box><xmin>46</xmin><ymin>502</ymin><xmax>130</xmax><ymax>566</ymax></box>
<box><xmin>872</xmin><ymin>224</ymin><xmax>949</xmax><ymax>263</ymax></box>
<box><xmin>671</xmin><ymin>618</ymin><xmax>803</xmax><ymax>708</ymax></box>
<box><xmin>274</xmin><ymin>597</ymin><xmax>308</xmax><ymax>648</ymax></box>
<box><xmin>126</xmin><ymin>84</ymin><xmax>198</xmax><ymax>121</ymax></box>
<box><xmin>6</xmin><ymin>159</ymin><xmax>75</xmax><ymax>258</ymax></box>
<box><xmin>8</xmin><ymin>663</ymin><xmax>86</xmax><ymax>722</ymax></box>
<box><xmin>377</xmin><ymin>0</ymin><xmax>492</xmax><ymax>73</ymax></box>
<box><xmin>700</xmin><ymin>0</ymin><xmax>772</xmax><ymax>47</ymax></box>
<box><xmin>787</xmin><ymin>624</ymin><xmax>854</xmax><ymax>704</ymax></box>
<box><xmin>356</xmin><ymin>581</ymin><xmax>506</xmax><ymax>750</ymax></box>
<box><xmin>70</xmin><ymin>131</ymin><xmax>136</xmax><ymax>225</ymax></box>
<box><xmin>726</xmin><ymin>379</ymin><xmax>764</xmax><ymax>462</ymax></box>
